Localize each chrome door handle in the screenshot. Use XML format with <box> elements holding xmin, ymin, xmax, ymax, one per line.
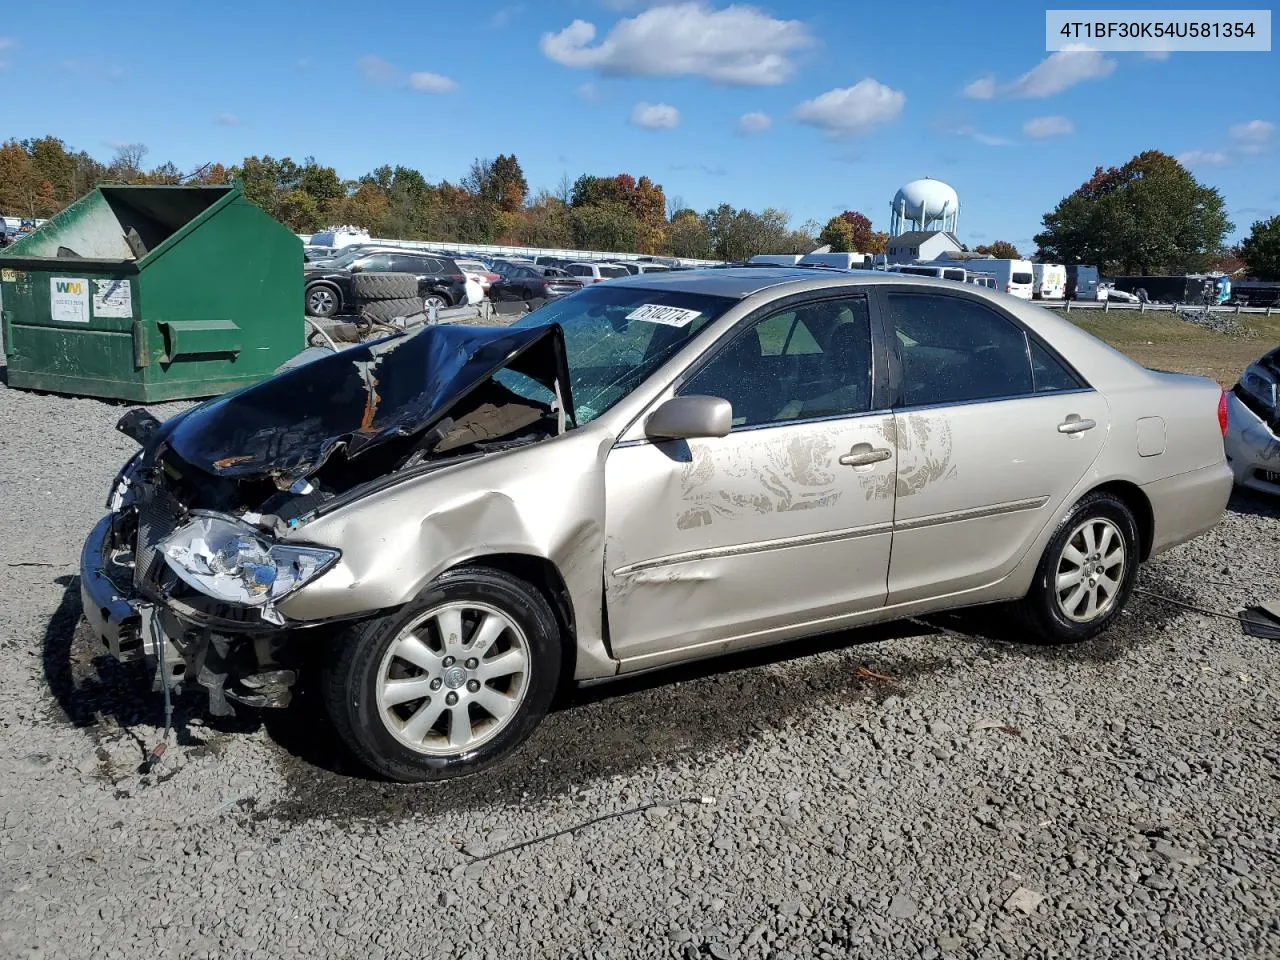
<box><xmin>1058</xmin><ymin>415</ymin><xmax>1096</xmax><ymax>434</ymax></box>
<box><xmin>839</xmin><ymin>445</ymin><xmax>893</xmax><ymax>467</ymax></box>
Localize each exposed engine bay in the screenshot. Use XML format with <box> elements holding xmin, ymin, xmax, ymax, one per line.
<box><xmin>93</xmin><ymin>323</ymin><xmax>575</xmax><ymax>714</ymax></box>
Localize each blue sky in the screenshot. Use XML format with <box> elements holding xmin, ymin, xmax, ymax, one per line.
<box><xmin>3</xmin><ymin>1</ymin><xmax>1277</xmax><ymax>249</ymax></box>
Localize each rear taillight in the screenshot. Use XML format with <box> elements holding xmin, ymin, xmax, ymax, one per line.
<box><xmin>446</xmin><ymin>273</ymin><xmax>465</xmax><ymax>283</ymax></box>
<box><xmin>1218</xmin><ymin>390</ymin><xmax>1229</xmax><ymax>437</ymax></box>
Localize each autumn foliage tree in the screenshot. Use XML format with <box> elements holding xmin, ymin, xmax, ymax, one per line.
<box><xmin>2</xmin><ymin>133</ymin><xmax>838</xmax><ymax>259</ymax></box>
<box><xmin>975</xmin><ymin>241</ymin><xmax>1022</xmax><ymax>259</ymax></box>
<box><xmin>1034</xmin><ymin>151</ymin><xmax>1232</xmax><ymax>273</ymax></box>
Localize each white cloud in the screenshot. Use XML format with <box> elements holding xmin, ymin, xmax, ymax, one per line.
<box><xmin>794</xmin><ymin>79</ymin><xmax>905</xmax><ymax>137</ymax></box>
<box><xmin>357</xmin><ymin>54</ymin><xmax>400</xmax><ymax>84</ymax></box>
<box><xmin>1177</xmin><ymin>150</ymin><xmax>1229</xmax><ymax>167</ymax></box>
<box><xmin>489</xmin><ymin>3</ymin><xmax>524</xmax><ymax>28</ymax></box>
<box><xmin>1230</xmin><ymin>119</ymin><xmax>1275</xmax><ymax>154</ymax></box>
<box><xmin>1022</xmin><ymin>115</ymin><xmax>1074</xmax><ymax>138</ymax></box>
<box><xmin>962</xmin><ymin>75</ymin><xmax>996</xmax><ymax>99</ymax></box>
<box><xmin>736</xmin><ymin>111</ymin><xmax>771</xmax><ymax>134</ymax></box>
<box><xmin>576</xmin><ymin>82</ymin><xmax>601</xmax><ymax>101</ymax></box>
<box><xmin>943</xmin><ymin>122</ymin><xmax>1013</xmax><ymax>146</ymax></box>
<box><xmin>408</xmin><ymin>71</ymin><xmax>457</xmax><ymax>93</ymax></box>
<box><xmin>966</xmin><ymin>45</ymin><xmax>1116</xmax><ymax>99</ymax></box>
<box><xmin>1143</xmin><ymin>49</ymin><xmax>1171</xmax><ymax>60</ymax></box>
<box><xmin>540</xmin><ymin>2</ymin><xmax>812</xmax><ymax>86</ymax></box>
<box><xmin>1006</xmin><ymin>45</ymin><xmax>1116</xmax><ymax>97</ymax></box>
<box><xmin>630</xmin><ymin>101</ymin><xmax>680</xmax><ymax>129</ymax></box>
<box><xmin>214</xmin><ymin>113</ymin><xmax>242</xmax><ymax>127</ymax></box>
<box><xmin>358</xmin><ymin>56</ymin><xmax>455</xmax><ymax>92</ymax></box>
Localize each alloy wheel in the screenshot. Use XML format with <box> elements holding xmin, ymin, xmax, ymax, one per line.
<box><xmin>375</xmin><ymin>601</ymin><xmax>530</xmax><ymax>755</ymax></box>
<box><xmin>1055</xmin><ymin>517</ymin><xmax>1126</xmax><ymax>623</ymax></box>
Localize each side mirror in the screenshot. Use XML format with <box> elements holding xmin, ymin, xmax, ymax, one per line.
<box><xmin>645</xmin><ymin>395</ymin><xmax>732</xmax><ymax>441</ymax></box>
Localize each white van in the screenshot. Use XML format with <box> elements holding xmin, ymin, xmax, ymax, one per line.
<box><xmin>1032</xmin><ymin>263</ymin><xmax>1066</xmax><ymax>300</ymax></box>
<box><xmin>796</xmin><ymin>252</ymin><xmax>870</xmax><ymax>269</ymax></box>
<box><xmin>962</xmin><ymin>259</ymin><xmax>1034</xmax><ymax>299</ymax></box>
<box><xmin>747</xmin><ymin>254</ymin><xmax>802</xmax><ymax>266</ymax></box>
<box><xmin>888</xmin><ymin>263</ymin><xmax>969</xmax><ymax>283</ymax></box>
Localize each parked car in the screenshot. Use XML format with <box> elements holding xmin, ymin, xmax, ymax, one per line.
<box><xmin>303</xmin><ymin>245</ymin><xmax>337</xmax><ymax>262</ymax></box>
<box><xmin>490</xmin><ymin>259</ymin><xmax>536</xmax><ymax>277</ymax></box>
<box><xmin>1225</xmin><ymin>344</ymin><xmax>1280</xmax><ymax>495</ymax></box>
<box><xmin>565</xmin><ymin>262</ymin><xmax>630</xmax><ymax>283</ymax></box>
<box><xmin>1095</xmin><ymin>283</ymin><xmax>1141</xmax><ymax>304</ymax></box>
<box><xmin>82</xmin><ymin>270</ymin><xmax>1232</xmax><ymax>782</ymax></box>
<box><xmin>454</xmin><ymin>258</ymin><xmax>500</xmax><ymax>295</ymax></box>
<box><xmin>489</xmin><ymin>264</ymin><xmax>584</xmax><ymax>301</ymax></box>
<box><xmin>616</xmin><ymin>262</ymin><xmax>671</xmax><ymax>275</ymax></box>
<box><xmin>305</xmin><ymin>249</ymin><xmax>467</xmax><ymax>317</ymax></box>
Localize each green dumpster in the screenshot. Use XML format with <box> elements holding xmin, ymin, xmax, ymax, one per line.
<box><xmin>0</xmin><ymin>184</ymin><xmax>302</xmax><ymax>401</ymax></box>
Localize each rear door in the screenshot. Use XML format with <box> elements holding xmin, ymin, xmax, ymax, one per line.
<box><xmin>876</xmin><ymin>287</ymin><xmax>1108</xmax><ymax>604</ymax></box>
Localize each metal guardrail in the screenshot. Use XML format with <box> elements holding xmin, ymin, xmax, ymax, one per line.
<box><xmin>1049</xmin><ymin>300</ymin><xmax>1277</xmax><ymax>315</ymax></box>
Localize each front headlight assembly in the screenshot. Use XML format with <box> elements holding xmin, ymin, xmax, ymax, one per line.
<box><xmin>160</xmin><ymin>513</ymin><xmax>339</xmax><ymax>623</ymax></box>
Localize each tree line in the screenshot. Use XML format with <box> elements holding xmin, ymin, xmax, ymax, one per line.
<box><xmin>2</xmin><ymin>137</ymin><xmax>1276</xmax><ymax>278</ymax></box>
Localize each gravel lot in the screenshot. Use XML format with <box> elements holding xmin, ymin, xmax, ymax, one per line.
<box><xmin>0</xmin><ymin>357</ymin><xmax>1277</xmax><ymax>960</ymax></box>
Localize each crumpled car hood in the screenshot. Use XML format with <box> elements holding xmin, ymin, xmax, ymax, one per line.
<box><xmin>162</xmin><ymin>322</ymin><xmax>573</xmax><ymax>483</ymax></box>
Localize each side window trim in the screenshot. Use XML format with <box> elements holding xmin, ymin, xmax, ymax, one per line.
<box><xmin>673</xmin><ymin>291</ymin><xmax>883</xmax><ymax>432</ymax></box>
<box><xmin>874</xmin><ymin>285</ymin><xmax>1093</xmax><ymax>409</ymax></box>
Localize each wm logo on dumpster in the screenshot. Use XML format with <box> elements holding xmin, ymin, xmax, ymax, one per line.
<box><xmin>55</xmin><ymin>281</ymin><xmax>84</xmax><ymax>295</ymax></box>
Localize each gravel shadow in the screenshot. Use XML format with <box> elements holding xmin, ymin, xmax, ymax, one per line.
<box><xmin>1227</xmin><ymin>487</ymin><xmax>1280</xmax><ymax>520</ymax></box>
<box><xmin>41</xmin><ymin>575</ymin><xmax>258</xmax><ymax>752</ymax></box>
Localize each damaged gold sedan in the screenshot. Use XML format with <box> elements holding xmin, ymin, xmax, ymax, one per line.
<box><xmin>81</xmin><ymin>269</ymin><xmax>1233</xmax><ymax>781</ymax></box>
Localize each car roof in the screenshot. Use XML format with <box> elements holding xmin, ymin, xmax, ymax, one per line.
<box><xmin>599</xmin><ymin>266</ymin><xmax>900</xmax><ymax>298</ymax></box>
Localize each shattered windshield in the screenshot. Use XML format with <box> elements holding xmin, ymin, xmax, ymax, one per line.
<box><xmin>505</xmin><ymin>285</ymin><xmax>736</xmax><ymax>423</ymax></box>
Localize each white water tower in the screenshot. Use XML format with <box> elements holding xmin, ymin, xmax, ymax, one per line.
<box><xmin>889</xmin><ymin>178</ymin><xmax>959</xmax><ymax>236</ymax></box>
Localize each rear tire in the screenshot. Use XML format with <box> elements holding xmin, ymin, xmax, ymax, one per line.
<box><xmin>423</xmin><ymin>293</ymin><xmax>449</xmax><ymax>310</ymax></box>
<box><xmin>351</xmin><ymin>272</ymin><xmax>419</xmax><ymax>300</ymax></box>
<box><xmin>322</xmin><ymin>566</ymin><xmax>562</xmax><ymax>782</ymax></box>
<box><xmin>1009</xmin><ymin>491</ymin><xmax>1139</xmax><ymax>644</ymax></box>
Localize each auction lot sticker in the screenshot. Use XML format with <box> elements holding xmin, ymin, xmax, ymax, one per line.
<box><xmin>626</xmin><ymin>303</ymin><xmax>703</xmax><ymax>327</ymax></box>
<box><xmin>92</xmin><ymin>278</ymin><xmax>133</xmax><ymax>318</ymax></box>
<box><xmin>50</xmin><ymin>278</ymin><xmax>90</xmax><ymax>323</ymax></box>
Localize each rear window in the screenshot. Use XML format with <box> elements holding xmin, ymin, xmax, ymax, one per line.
<box><xmin>943</xmin><ymin>269</ymin><xmax>965</xmax><ymax>282</ymax></box>
<box><xmin>569</xmin><ymin>265</ymin><xmax>590</xmax><ymax>276</ymax></box>
<box><xmin>601</xmin><ymin>266</ymin><xmax>629</xmax><ymax>279</ymax></box>
<box><xmin>1012</xmin><ymin>272</ymin><xmax>1033</xmax><ymax>285</ymax></box>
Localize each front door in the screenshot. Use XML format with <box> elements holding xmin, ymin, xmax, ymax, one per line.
<box><xmin>603</xmin><ymin>294</ymin><xmax>897</xmax><ymax>667</ymax></box>
<box><xmin>877</xmin><ymin>288</ymin><xmax>1109</xmax><ymax>604</ymax></box>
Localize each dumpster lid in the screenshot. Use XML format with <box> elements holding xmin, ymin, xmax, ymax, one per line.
<box><xmin>0</xmin><ymin>184</ymin><xmax>236</xmax><ymax>267</ymax></box>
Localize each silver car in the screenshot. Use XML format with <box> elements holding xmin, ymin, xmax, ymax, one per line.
<box><xmin>81</xmin><ymin>270</ymin><xmax>1232</xmax><ymax>781</ymax></box>
<box><xmin>1225</xmin><ymin>345</ymin><xmax>1280</xmax><ymax>494</ymax></box>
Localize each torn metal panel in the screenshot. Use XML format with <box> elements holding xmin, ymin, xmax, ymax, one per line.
<box><xmin>160</xmin><ymin>323</ymin><xmax>575</xmax><ymax>484</ymax></box>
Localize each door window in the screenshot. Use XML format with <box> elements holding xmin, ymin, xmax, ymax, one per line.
<box><xmin>885</xmin><ymin>292</ymin><xmax>1035</xmax><ymax>407</ymax></box>
<box><xmin>354</xmin><ymin>253</ymin><xmax>393</xmax><ymax>272</ymax></box>
<box><xmin>681</xmin><ymin>297</ymin><xmax>873</xmax><ymax>428</ymax></box>
<box><xmin>391</xmin><ymin>254</ymin><xmax>428</xmax><ymax>273</ymax></box>
<box><xmin>1029</xmin><ymin>339</ymin><xmax>1085</xmax><ymax>393</ymax></box>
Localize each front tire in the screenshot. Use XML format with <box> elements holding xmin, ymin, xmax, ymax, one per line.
<box><xmin>1010</xmin><ymin>491</ymin><xmax>1139</xmax><ymax>644</ymax></box>
<box><xmin>306</xmin><ymin>283</ymin><xmax>340</xmax><ymax>318</ymax></box>
<box><xmin>322</xmin><ymin>566</ymin><xmax>561</xmax><ymax>782</ymax></box>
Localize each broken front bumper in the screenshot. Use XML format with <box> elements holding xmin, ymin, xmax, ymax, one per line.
<box><xmin>79</xmin><ymin>514</ymin><xmax>300</xmax><ymax>712</ymax></box>
<box><xmin>80</xmin><ymin>515</ymin><xmax>145</xmax><ymax>662</ymax></box>
<box><xmin>1225</xmin><ymin>391</ymin><xmax>1280</xmax><ymax>495</ymax></box>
